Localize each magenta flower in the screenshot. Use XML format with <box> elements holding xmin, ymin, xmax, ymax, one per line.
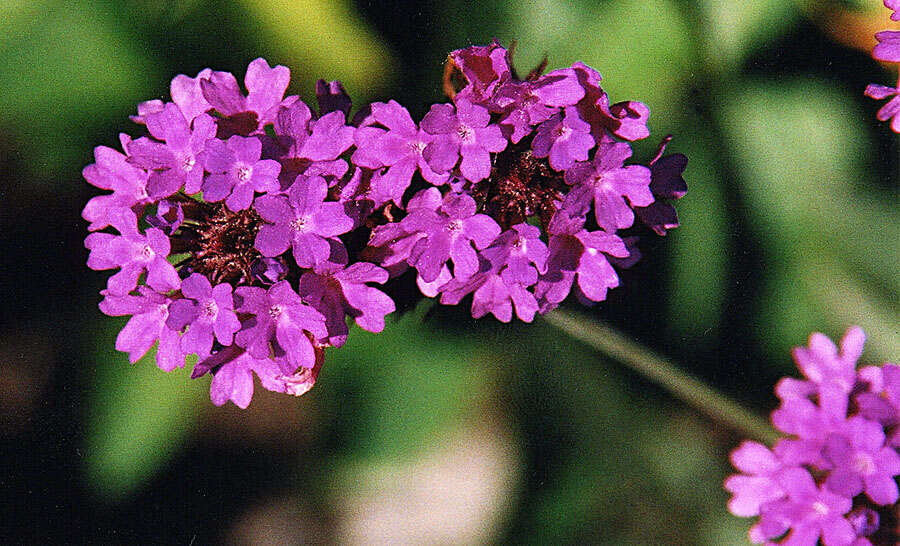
<box><xmin>727</xmin><ymin>327</ymin><xmax>900</xmax><ymax>543</ymax></box>
<box><xmin>233</xmin><ymin>281</ymin><xmax>327</xmax><ymax>372</ymax></box>
<box><xmin>449</xmin><ymin>40</ymin><xmax>511</xmax><ymax>105</ymax></box>
<box><xmin>823</xmin><ymin>416</ymin><xmax>900</xmax><ymax>505</ymax></box>
<box><xmin>201</xmin><ymin>350</ymin><xmax>324</xmax><ymax>409</ymax></box>
<box><xmin>564</xmin><ymin>141</ymin><xmax>653</xmax><ymax>232</ymax></box>
<box><xmin>315</xmin><ymin>79</ymin><xmax>352</xmax><ymax>117</ymax></box>
<box><xmin>571</xmin><ymin>61</ymin><xmax>650</xmax><ymax>142</ymax></box>
<box><xmin>534</xmin><ymin>212</ymin><xmax>630</xmax><ymax>311</ymax></box>
<box><xmin>367</xmin><ymin>100</ymin><xmax>449</xmax><ymax>201</ymax></box>
<box><xmin>166</xmin><ymin>273</ymin><xmax>241</xmax><ymax>359</ymax></box>
<box><xmin>724</xmin><ymin>441</ymin><xmax>788</xmax><ymax>517</ymax></box>
<box><xmin>403</xmin><ymin>192</ymin><xmax>501</xmax><ymax>282</ymax></box>
<box><xmin>635</xmin><ymin>145</ymin><xmax>688</xmax><ymax>236</ymax></box>
<box><xmin>531</xmin><ymin>106</ymin><xmax>594</xmax><ymax>171</ymax></box>
<box><xmin>887</xmin><ymin>0</ymin><xmax>900</xmax><ymax>21</ymax></box>
<box><xmin>82</xmin><ymin>145</ymin><xmax>150</xmax><ymax>232</ymax></box>
<box><xmin>440</xmin><ymin>269</ymin><xmax>540</xmax><ymax>323</ymax></box>
<box><xmin>199</xmin><ymin>135</ymin><xmax>281</xmax><ymax>211</ymax></box>
<box><xmin>127</xmin><ymin>103</ymin><xmax>216</xmax><ymax>196</ymax></box>
<box><xmin>99</xmin><ymin>287</ymin><xmax>183</xmax><ymax>371</ymax></box>
<box><xmin>145</xmin><ymin>200</ymin><xmax>184</xmax><ymax>235</ymax></box>
<box><xmin>482</xmin><ymin>223</ymin><xmax>548</xmax><ymax>285</ymax></box>
<box><xmin>300</xmin><ymin>259</ymin><xmax>395</xmax><ymax>347</ymax></box>
<box><xmin>85</xmin><ymin>44</ymin><xmax>687</xmax><ymax>407</ymax></box>
<box><xmin>752</xmin><ymin>468</ymin><xmax>855</xmax><ymax>546</ymax></box>
<box><xmin>492</xmin><ymin>67</ymin><xmax>585</xmax><ymax>143</ymax></box>
<box><xmin>85</xmin><ymin>210</ymin><xmax>180</xmax><ymax>297</ymax></box>
<box><xmin>793</xmin><ymin>327</ymin><xmax>866</xmax><ymax>393</ymax></box>
<box><xmin>864</xmin><ymin>83</ymin><xmax>900</xmax><ymax>132</ymax></box>
<box><xmin>873</xmin><ymin>31</ymin><xmax>900</xmax><ymax>63</ymax></box>
<box><xmin>421</xmin><ymin>99</ymin><xmax>507</xmax><ymax>182</ymax></box>
<box><xmin>171</xmin><ymin>70</ymin><xmax>214</xmax><ymax>121</ymax></box>
<box><xmin>199</xmin><ymin>58</ymin><xmax>291</xmax><ymax>124</ymax></box>
<box><xmin>254</xmin><ymin>174</ymin><xmax>354</xmax><ymax>268</ymax></box>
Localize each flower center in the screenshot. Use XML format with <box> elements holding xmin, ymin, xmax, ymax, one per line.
<box><xmin>182</xmin><ymin>155</ymin><xmax>196</xmax><ymax>172</ymax></box>
<box><xmin>456</xmin><ymin>124</ymin><xmax>475</xmax><ymax>142</ymax></box>
<box><xmin>139</xmin><ymin>244</ymin><xmax>155</xmax><ymax>260</ymax></box>
<box><xmin>290</xmin><ymin>215</ymin><xmax>311</xmax><ymax>232</ymax></box>
<box><xmin>446</xmin><ymin>219</ymin><xmax>463</xmax><ymax>233</ymax></box>
<box><xmin>512</xmin><ymin>237</ymin><xmax>526</xmax><ymax>250</ymax></box>
<box><xmin>236</xmin><ymin>165</ymin><xmax>253</xmax><ymax>182</ymax></box>
<box><xmin>552</xmin><ymin>124</ymin><xmax>572</xmax><ymax>140</ymax></box>
<box><xmin>852</xmin><ymin>453</ymin><xmax>876</xmax><ymax>475</ymax></box>
<box><xmin>268</xmin><ymin>304</ymin><xmax>284</xmax><ymax>319</ymax></box>
<box><xmin>408</xmin><ymin>140</ymin><xmax>427</xmax><ymax>155</ymax></box>
<box><xmin>595</xmin><ymin>172</ymin><xmax>614</xmax><ymax>192</ymax></box>
<box><xmin>201</xmin><ymin>300</ymin><xmax>218</xmax><ymax>319</ymax></box>
<box><xmin>812</xmin><ymin>501</ymin><xmax>830</xmax><ymax>516</ymax></box>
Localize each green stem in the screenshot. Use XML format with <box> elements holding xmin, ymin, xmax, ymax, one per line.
<box><xmin>544</xmin><ymin>309</ymin><xmax>778</xmax><ymax>444</ymax></box>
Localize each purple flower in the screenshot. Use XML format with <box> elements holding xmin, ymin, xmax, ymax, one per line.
<box><xmin>724</xmin><ymin>441</ymin><xmax>789</xmax><ymax>517</ymax></box>
<box><xmin>365</xmin><ymin>100</ymin><xmax>450</xmax><ymax>203</ymax></box>
<box><xmin>823</xmin><ymin>416</ymin><xmax>900</xmax><ymax>505</ymax></box>
<box><xmin>492</xmin><ymin>67</ymin><xmax>585</xmax><ymax>143</ymax></box>
<box><xmin>199</xmin><ymin>135</ymin><xmax>281</xmax><ymax>211</ymax></box>
<box><xmin>233</xmin><ymin>281</ymin><xmax>327</xmax><ymax>373</ymax></box>
<box><xmin>793</xmin><ymin>327</ymin><xmax>865</xmax><ymax>393</ymax></box>
<box><xmin>752</xmin><ymin>467</ymin><xmax>855</xmax><ymax>546</ymax></box>
<box><xmin>166</xmin><ymin>273</ymin><xmax>241</xmax><ymax>359</ymax></box>
<box><xmin>145</xmin><ymin>200</ymin><xmax>184</xmax><ymax>235</ymax></box>
<box><xmin>635</xmin><ymin>145</ymin><xmax>688</xmax><ymax>236</ymax></box>
<box><xmin>532</xmin><ymin>106</ymin><xmax>594</xmax><ymax>171</ymax></box>
<box><xmin>571</xmin><ymin>62</ymin><xmax>650</xmax><ymax>142</ymax></box>
<box><xmin>200</xmin><ymin>349</ymin><xmax>324</xmax><ymax>408</ymax></box>
<box><xmin>440</xmin><ymin>269</ymin><xmax>540</xmax><ymax>323</ymax></box>
<box><xmin>99</xmin><ymin>287</ymin><xmax>184</xmax><ymax>371</ymax></box>
<box><xmin>126</xmin><ymin>104</ymin><xmax>216</xmax><ymax>196</ymax></box>
<box><xmin>302</xmin><ymin>111</ymin><xmax>356</xmax><ymax>162</ymax></box>
<box><xmin>200</xmin><ymin>58</ymin><xmax>292</xmax><ymax>125</ymax></box>
<box><xmin>316</xmin><ymin>79</ymin><xmax>352</xmax><ymax>117</ymax></box>
<box><xmin>403</xmin><ymin>192</ymin><xmax>501</xmax><ymax>282</ymax></box>
<box><xmin>82</xmin><ymin>146</ymin><xmax>150</xmax><ymax>232</ymax></box>
<box><xmin>887</xmin><ymin>0</ymin><xmax>900</xmax><ymax>21</ymax></box>
<box><xmin>254</xmin><ymin>175</ymin><xmax>354</xmax><ymax>268</ymax></box>
<box><xmin>864</xmin><ymin>83</ymin><xmax>900</xmax><ymax>133</ymax></box>
<box><xmin>873</xmin><ymin>31</ymin><xmax>900</xmax><ymax>63</ymax></box>
<box><xmin>534</xmin><ymin>212</ymin><xmax>630</xmax><ymax>311</ymax></box>
<box><xmin>449</xmin><ymin>40</ymin><xmax>511</xmax><ymax>105</ymax></box>
<box><xmin>421</xmin><ymin>99</ymin><xmax>507</xmax><ymax>182</ymax></box>
<box><xmin>856</xmin><ymin>364</ymin><xmax>900</xmax><ymax>430</ymax></box>
<box><xmin>250</xmin><ymin>257</ymin><xmax>288</xmax><ymax>285</ymax></box>
<box><xmin>85</xmin><ymin>210</ymin><xmax>180</xmax><ymax>296</ymax></box>
<box><xmin>300</xmin><ymin>259</ymin><xmax>395</xmax><ymax>347</ymax></box>
<box><xmin>169</xmin><ymin>68</ymin><xmax>214</xmax><ymax>123</ymax></box>
<box><xmin>564</xmin><ymin>141</ymin><xmax>654</xmax><ymax>232</ymax></box>
<box><xmin>272</xmin><ymin>101</ymin><xmax>354</xmax><ymax>184</ymax></box>
<box><xmin>481</xmin><ymin>223</ymin><xmax>548</xmax><ymax>285</ymax></box>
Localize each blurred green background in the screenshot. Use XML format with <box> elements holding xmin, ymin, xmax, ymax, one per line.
<box><xmin>1</xmin><ymin>0</ymin><xmax>897</xmax><ymax>543</ymax></box>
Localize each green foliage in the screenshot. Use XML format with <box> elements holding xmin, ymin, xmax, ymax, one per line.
<box><xmin>82</xmin><ymin>320</ymin><xmax>204</xmax><ymax>502</ymax></box>
<box><xmin>719</xmin><ymin>79</ymin><xmax>899</xmax><ymax>363</ymax></box>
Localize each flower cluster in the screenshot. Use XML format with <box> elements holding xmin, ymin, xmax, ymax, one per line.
<box><xmin>83</xmin><ymin>44</ymin><xmax>685</xmax><ymax>408</ymax></box>
<box><xmin>865</xmin><ymin>1</ymin><xmax>900</xmax><ymax>131</ymax></box>
<box><xmin>725</xmin><ymin>327</ymin><xmax>900</xmax><ymax>545</ymax></box>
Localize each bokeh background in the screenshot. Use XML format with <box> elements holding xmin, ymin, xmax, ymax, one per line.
<box><xmin>1</xmin><ymin>0</ymin><xmax>898</xmax><ymax>543</ymax></box>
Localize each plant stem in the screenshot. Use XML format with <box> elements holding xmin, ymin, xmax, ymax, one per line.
<box><xmin>544</xmin><ymin>309</ymin><xmax>778</xmax><ymax>444</ymax></box>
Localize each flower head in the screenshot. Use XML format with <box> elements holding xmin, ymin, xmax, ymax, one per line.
<box><xmin>726</xmin><ymin>327</ymin><xmax>900</xmax><ymax>544</ymax></box>
<box><xmin>85</xmin><ymin>46</ymin><xmax>685</xmax><ymax>407</ymax></box>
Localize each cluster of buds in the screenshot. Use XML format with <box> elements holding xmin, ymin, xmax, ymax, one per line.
<box><xmin>865</xmin><ymin>1</ymin><xmax>900</xmax><ymax>131</ymax></box>
<box><xmin>725</xmin><ymin>327</ymin><xmax>900</xmax><ymax>545</ymax></box>
<box><xmin>83</xmin><ymin>42</ymin><xmax>686</xmax><ymax>408</ymax></box>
